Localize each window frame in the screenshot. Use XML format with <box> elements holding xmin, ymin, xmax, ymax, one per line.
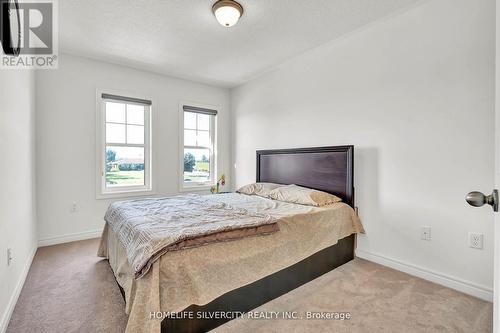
<box><xmin>179</xmin><ymin>102</ymin><xmax>218</xmax><ymax>192</ymax></box>
<box><xmin>96</xmin><ymin>89</ymin><xmax>154</xmax><ymax>199</ymax></box>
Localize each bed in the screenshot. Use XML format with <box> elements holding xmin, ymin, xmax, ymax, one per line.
<box><xmin>98</xmin><ymin>145</ymin><xmax>362</xmax><ymax>333</ymax></box>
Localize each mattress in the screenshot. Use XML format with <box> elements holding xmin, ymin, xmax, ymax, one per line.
<box><xmin>98</xmin><ymin>193</ymin><xmax>364</xmax><ymax>333</ymax></box>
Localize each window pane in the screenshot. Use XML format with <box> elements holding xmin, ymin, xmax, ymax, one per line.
<box><xmin>184</xmin><ymin>112</ymin><xmax>197</xmax><ymax>129</ymax></box>
<box><xmin>127</xmin><ymin>104</ymin><xmax>144</xmax><ymax>125</ymax></box>
<box><xmin>184</xmin><ymin>129</ymin><xmax>196</xmax><ymax>146</ymax></box>
<box><xmin>106</xmin><ymin>123</ymin><xmax>126</xmax><ymax>143</ymax></box>
<box><xmin>183</xmin><ymin>148</ymin><xmax>210</xmax><ymax>184</ymax></box>
<box><xmin>106</xmin><ymin>102</ymin><xmax>125</xmax><ymax>123</ymax></box>
<box><xmin>127</xmin><ymin>125</ymin><xmax>144</xmax><ymax>144</ymax></box>
<box><xmin>197</xmin><ymin>114</ymin><xmax>210</xmax><ymax>131</ymax></box>
<box><xmin>106</xmin><ymin>146</ymin><xmax>145</xmax><ymax>187</ymax></box>
<box><xmin>197</xmin><ymin>130</ymin><xmax>210</xmax><ymax>147</ymax></box>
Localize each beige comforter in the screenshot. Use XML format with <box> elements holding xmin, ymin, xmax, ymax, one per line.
<box><xmin>103</xmin><ymin>194</ymin><xmax>277</xmax><ymax>279</ymax></box>
<box><xmin>98</xmin><ymin>193</ymin><xmax>364</xmax><ymax>333</ymax></box>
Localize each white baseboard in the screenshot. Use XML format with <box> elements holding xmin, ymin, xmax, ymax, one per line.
<box><xmin>356</xmin><ymin>249</ymin><xmax>493</xmax><ymax>302</ymax></box>
<box><xmin>38</xmin><ymin>229</ymin><xmax>103</xmax><ymax>247</ymax></box>
<box><xmin>0</xmin><ymin>245</ymin><xmax>37</xmax><ymax>333</ymax></box>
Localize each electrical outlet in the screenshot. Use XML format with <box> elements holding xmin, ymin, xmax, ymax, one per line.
<box><xmin>421</xmin><ymin>226</ymin><xmax>431</xmax><ymax>241</ymax></box>
<box><xmin>71</xmin><ymin>202</ymin><xmax>78</xmax><ymax>213</ymax></box>
<box><xmin>7</xmin><ymin>248</ymin><xmax>12</xmax><ymax>266</ymax></box>
<box><xmin>469</xmin><ymin>233</ymin><xmax>484</xmax><ymax>249</ymax></box>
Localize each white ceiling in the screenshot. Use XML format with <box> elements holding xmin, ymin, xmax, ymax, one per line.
<box><xmin>60</xmin><ymin>0</ymin><xmax>421</xmax><ymax>87</ymax></box>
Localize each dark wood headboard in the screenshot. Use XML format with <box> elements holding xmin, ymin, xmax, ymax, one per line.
<box><xmin>256</xmin><ymin>146</ymin><xmax>354</xmax><ymax>207</ymax></box>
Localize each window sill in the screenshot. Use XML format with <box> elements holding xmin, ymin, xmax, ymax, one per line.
<box><xmin>179</xmin><ymin>184</ymin><xmax>214</xmax><ymax>193</ymax></box>
<box><xmin>96</xmin><ymin>188</ymin><xmax>155</xmax><ymax>200</ymax></box>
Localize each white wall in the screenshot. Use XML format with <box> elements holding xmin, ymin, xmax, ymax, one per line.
<box><xmin>231</xmin><ymin>0</ymin><xmax>495</xmax><ymax>298</ymax></box>
<box><xmin>36</xmin><ymin>54</ymin><xmax>231</xmax><ymax>244</ymax></box>
<box><xmin>0</xmin><ymin>70</ymin><xmax>37</xmax><ymax>332</ymax></box>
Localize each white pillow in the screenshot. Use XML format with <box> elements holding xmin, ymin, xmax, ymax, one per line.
<box><xmin>268</xmin><ymin>184</ymin><xmax>342</xmax><ymax>206</ymax></box>
<box><xmin>237</xmin><ymin>182</ymin><xmax>284</xmax><ymax>198</ymax></box>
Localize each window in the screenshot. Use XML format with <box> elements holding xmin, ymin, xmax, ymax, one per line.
<box><xmin>97</xmin><ymin>93</ymin><xmax>152</xmax><ymax>198</ymax></box>
<box><xmin>181</xmin><ymin>104</ymin><xmax>217</xmax><ymax>189</ymax></box>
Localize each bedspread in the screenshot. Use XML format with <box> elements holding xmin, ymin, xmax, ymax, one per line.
<box><xmin>98</xmin><ymin>193</ymin><xmax>364</xmax><ymax>333</ymax></box>
<box><xmin>102</xmin><ymin>194</ymin><xmax>277</xmax><ymax>279</ymax></box>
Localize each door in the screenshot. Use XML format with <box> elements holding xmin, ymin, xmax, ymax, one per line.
<box><xmin>468</xmin><ymin>3</ymin><xmax>500</xmax><ymax>331</ymax></box>
<box><xmin>496</xmin><ymin>3</ymin><xmax>500</xmax><ymax>331</ymax></box>
<box><xmin>490</xmin><ymin>4</ymin><xmax>500</xmax><ymax>331</ymax></box>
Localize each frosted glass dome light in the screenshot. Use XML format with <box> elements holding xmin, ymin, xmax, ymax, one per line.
<box><xmin>212</xmin><ymin>0</ymin><xmax>244</xmax><ymax>27</ymax></box>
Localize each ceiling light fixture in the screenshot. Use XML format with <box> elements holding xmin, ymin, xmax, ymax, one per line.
<box><xmin>212</xmin><ymin>0</ymin><xmax>244</xmax><ymax>28</ymax></box>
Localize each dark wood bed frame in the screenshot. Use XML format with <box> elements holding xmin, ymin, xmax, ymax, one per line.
<box><xmin>158</xmin><ymin>145</ymin><xmax>355</xmax><ymax>332</ymax></box>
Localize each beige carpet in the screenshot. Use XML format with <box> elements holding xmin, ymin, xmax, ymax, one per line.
<box><xmin>7</xmin><ymin>238</ymin><xmax>492</xmax><ymax>333</ymax></box>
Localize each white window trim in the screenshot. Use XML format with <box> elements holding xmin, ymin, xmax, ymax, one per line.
<box><xmin>179</xmin><ymin>101</ymin><xmax>219</xmax><ymax>192</ymax></box>
<box><xmin>95</xmin><ymin>89</ymin><xmax>155</xmax><ymax>199</ymax></box>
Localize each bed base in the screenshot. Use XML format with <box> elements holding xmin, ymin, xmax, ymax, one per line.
<box><xmin>160</xmin><ymin>234</ymin><xmax>355</xmax><ymax>333</ymax></box>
